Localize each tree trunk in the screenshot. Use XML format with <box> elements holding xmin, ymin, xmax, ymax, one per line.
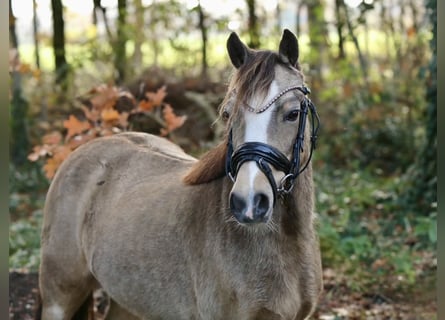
<box><xmin>295</xmin><ymin>1</ymin><xmax>303</xmax><ymax>37</ymax></box>
<box><xmin>9</xmin><ymin>0</ymin><xmax>18</xmax><ymax>49</ymax></box>
<box><xmin>343</xmin><ymin>1</ymin><xmax>368</xmax><ymax>80</ymax></box>
<box><xmin>93</xmin><ymin>0</ymin><xmax>113</xmax><ymax>40</ymax></box>
<box><xmin>114</xmin><ymin>0</ymin><xmax>128</xmax><ymax>84</ymax></box>
<box><xmin>334</xmin><ymin>0</ymin><xmax>345</xmax><ymax>59</ymax></box>
<box><xmin>246</xmin><ymin>0</ymin><xmax>260</xmax><ymax>48</ymax></box>
<box><xmin>306</xmin><ymin>0</ymin><xmax>329</xmax><ymax>88</ymax></box>
<box><xmin>9</xmin><ymin>0</ymin><xmax>30</xmax><ymax>166</ymax></box>
<box><xmin>51</xmin><ymin>0</ymin><xmax>68</xmax><ymax>86</ymax></box>
<box><xmin>33</xmin><ymin>0</ymin><xmax>41</xmax><ymax>69</ymax></box>
<box><xmin>197</xmin><ymin>1</ymin><xmax>208</xmax><ymax>78</ymax></box>
<box><xmin>132</xmin><ymin>0</ymin><xmax>144</xmax><ymax>77</ymax></box>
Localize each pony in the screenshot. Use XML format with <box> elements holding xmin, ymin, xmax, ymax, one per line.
<box><xmin>38</xmin><ymin>29</ymin><xmax>323</xmax><ymax>320</ymax></box>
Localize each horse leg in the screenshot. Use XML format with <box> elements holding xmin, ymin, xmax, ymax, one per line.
<box><xmin>105</xmin><ymin>299</ymin><xmax>140</xmax><ymax>320</ymax></box>
<box><xmin>39</xmin><ymin>251</ymin><xmax>95</xmax><ymax>319</ymax></box>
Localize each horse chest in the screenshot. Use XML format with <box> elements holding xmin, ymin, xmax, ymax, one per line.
<box><xmin>218</xmin><ymin>257</ymin><xmax>301</xmax><ymax>319</ymax></box>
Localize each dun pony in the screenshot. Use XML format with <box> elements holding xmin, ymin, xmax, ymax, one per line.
<box><xmin>38</xmin><ymin>29</ymin><xmax>323</xmax><ymax>320</ymax></box>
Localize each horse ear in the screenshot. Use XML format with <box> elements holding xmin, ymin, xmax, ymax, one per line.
<box><xmin>183</xmin><ymin>140</ymin><xmax>227</xmax><ymax>185</ymax></box>
<box><xmin>278</xmin><ymin>29</ymin><xmax>299</xmax><ymax>67</ymax></box>
<box><xmin>227</xmin><ymin>32</ymin><xmax>250</xmax><ymax>68</ymax></box>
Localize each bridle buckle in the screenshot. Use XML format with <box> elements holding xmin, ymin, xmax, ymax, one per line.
<box><xmin>277</xmin><ymin>174</ymin><xmax>295</xmax><ymax>194</ymax></box>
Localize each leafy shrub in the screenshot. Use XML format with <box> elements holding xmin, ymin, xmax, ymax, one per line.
<box><xmin>315</xmin><ymin>166</ymin><xmax>436</xmax><ymax>291</ymax></box>
<box><xmin>9</xmin><ymin>210</ymin><xmax>43</xmax><ymax>272</ymax></box>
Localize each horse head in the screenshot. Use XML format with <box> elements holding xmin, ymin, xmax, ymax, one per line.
<box><xmin>223</xmin><ymin>29</ymin><xmax>319</xmax><ymax>224</ymax></box>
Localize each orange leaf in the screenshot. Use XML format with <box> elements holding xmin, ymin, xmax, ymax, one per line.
<box><xmin>53</xmin><ymin>145</ymin><xmax>72</xmax><ymax>162</ymax></box>
<box><xmin>67</xmin><ymin>132</ymin><xmax>96</xmax><ymax>150</ymax></box>
<box><xmin>101</xmin><ymin>108</ymin><xmax>120</xmax><ymax>123</ymax></box>
<box><xmin>63</xmin><ymin>115</ymin><xmax>91</xmax><ymax>140</ymax></box>
<box><xmin>42</xmin><ymin>146</ymin><xmax>73</xmax><ymax>179</ymax></box>
<box><xmin>160</xmin><ymin>104</ymin><xmax>186</xmax><ymax>136</ymax></box>
<box><xmin>137</xmin><ymin>99</ymin><xmax>155</xmax><ymax>112</ymax></box>
<box><xmin>43</xmin><ymin>158</ymin><xmax>59</xmax><ymax>179</ymax></box>
<box><xmin>28</xmin><ymin>145</ymin><xmax>53</xmax><ymax>162</ymax></box>
<box><xmin>89</xmin><ymin>85</ymin><xmax>120</xmax><ymax>111</ymax></box>
<box><xmin>42</xmin><ymin>131</ymin><xmax>62</xmax><ymax>145</ymax></box>
<box><xmin>81</xmin><ymin>105</ymin><xmax>100</xmax><ymax>122</ymax></box>
<box><xmin>146</xmin><ymin>86</ymin><xmax>167</xmax><ymax>108</ymax></box>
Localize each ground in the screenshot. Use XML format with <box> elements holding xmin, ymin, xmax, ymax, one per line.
<box><xmin>9</xmin><ymin>269</ymin><xmax>436</xmax><ymax>320</ymax></box>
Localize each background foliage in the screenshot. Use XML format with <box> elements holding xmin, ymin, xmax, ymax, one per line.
<box><xmin>9</xmin><ymin>0</ymin><xmax>436</xmax><ymax>317</ymax></box>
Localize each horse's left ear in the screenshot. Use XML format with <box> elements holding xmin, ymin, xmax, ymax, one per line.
<box><xmin>278</xmin><ymin>29</ymin><xmax>299</xmax><ymax>67</ymax></box>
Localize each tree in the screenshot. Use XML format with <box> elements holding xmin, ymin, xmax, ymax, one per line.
<box><xmin>93</xmin><ymin>0</ymin><xmax>112</xmax><ymax>40</ymax></box>
<box><xmin>246</xmin><ymin>0</ymin><xmax>260</xmax><ymax>48</ymax></box>
<box><xmin>305</xmin><ymin>0</ymin><xmax>329</xmax><ymax>88</ymax></box>
<box><xmin>334</xmin><ymin>0</ymin><xmax>346</xmax><ymax>59</ymax></box>
<box><xmin>402</xmin><ymin>0</ymin><xmax>437</xmax><ymax>214</ymax></box>
<box><xmin>33</xmin><ymin>0</ymin><xmax>40</xmax><ymax>69</ymax></box>
<box><xmin>10</xmin><ymin>0</ymin><xmax>30</xmax><ymax>166</ymax></box>
<box><xmin>51</xmin><ymin>0</ymin><xmax>69</xmax><ymax>86</ymax></box>
<box><xmin>197</xmin><ymin>1</ymin><xmax>208</xmax><ymax>78</ymax></box>
<box><xmin>132</xmin><ymin>0</ymin><xmax>145</xmax><ymax>74</ymax></box>
<box><xmin>114</xmin><ymin>0</ymin><xmax>128</xmax><ymax>84</ymax></box>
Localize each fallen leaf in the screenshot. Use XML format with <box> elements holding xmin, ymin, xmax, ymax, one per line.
<box><xmin>146</xmin><ymin>86</ymin><xmax>167</xmax><ymax>107</ymax></box>
<box><xmin>137</xmin><ymin>99</ymin><xmax>156</xmax><ymax>112</ymax></box>
<box><xmin>81</xmin><ymin>105</ymin><xmax>100</xmax><ymax>123</ymax></box>
<box><xmin>63</xmin><ymin>115</ymin><xmax>91</xmax><ymax>140</ymax></box>
<box><xmin>89</xmin><ymin>85</ymin><xmax>119</xmax><ymax>111</ymax></box>
<box><xmin>43</xmin><ymin>158</ymin><xmax>59</xmax><ymax>179</ymax></box>
<box><xmin>101</xmin><ymin>108</ymin><xmax>120</xmax><ymax>123</ymax></box>
<box><xmin>27</xmin><ymin>145</ymin><xmax>53</xmax><ymax>162</ymax></box>
<box><xmin>42</xmin><ymin>131</ymin><xmax>62</xmax><ymax>145</ymax></box>
<box><xmin>160</xmin><ymin>104</ymin><xmax>186</xmax><ymax>136</ymax></box>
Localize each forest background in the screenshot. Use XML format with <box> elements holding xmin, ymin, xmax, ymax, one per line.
<box><xmin>9</xmin><ymin>0</ymin><xmax>437</xmax><ymax>318</ymax></box>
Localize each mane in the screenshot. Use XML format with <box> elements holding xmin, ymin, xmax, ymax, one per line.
<box><xmin>183</xmin><ymin>50</ymin><xmax>295</xmax><ymax>185</ymax></box>
<box><xmin>231</xmin><ymin>50</ymin><xmax>279</xmax><ymax>114</ymax></box>
<box><xmin>182</xmin><ymin>139</ymin><xmax>227</xmax><ymax>185</ymax></box>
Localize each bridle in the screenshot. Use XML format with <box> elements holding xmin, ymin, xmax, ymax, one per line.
<box><xmin>225</xmin><ymin>85</ymin><xmax>320</xmax><ymax>205</ymax></box>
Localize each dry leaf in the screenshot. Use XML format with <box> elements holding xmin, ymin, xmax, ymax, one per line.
<box><xmin>81</xmin><ymin>105</ymin><xmax>100</xmax><ymax>123</ymax></box>
<box><xmin>67</xmin><ymin>132</ymin><xmax>96</xmax><ymax>150</ymax></box>
<box><xmin>101</xmin><ymin>108</ymin><xmax>120</xmax><ymax>123</ymax></box>
<box><xmin>43</xmin><ymin>157</ymin><xmax>59</xmax><ymax>179</ymax></box>
<box><xmin>146</xmin><ymin>86</ymin><xmax>167</xmax><ymax>107</ymax></box>
<box><xmin>160</xmin><ymin>104</ymin><xmax>186</xmax><ymax>136</ymax></box>
<box><xmin>28</xmin><ymin>145</ymin><xmax>53</xmax><ymax>162</ymax></box>
<box><xmin>42</xmin><ymin>131</ymin><xmax>62</xmax><ymax>145</ymax></box>
<box><xmin>89</xmin><ymin>85</ymin><xmax>119</xmax><ymax>111</ymax></box>
<box><xmin>64</xmin><ymin>115</ymin><xmax>91</xmax><ymax>140</ymax></box>
<box><xmin>137</xmin><ymin>99</ymin><xmax>156</xmax><ymax>112</ymax></box>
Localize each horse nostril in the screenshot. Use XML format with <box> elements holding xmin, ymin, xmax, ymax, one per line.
<box><xmin>253</xmin><ymin>193</ymin><xmax>269</xmax><ymax>220</ymax></box>
<box><xmin>230</xmin><ymin>192</ymin><xmax>247</xmax><ymax>217</ymax></box>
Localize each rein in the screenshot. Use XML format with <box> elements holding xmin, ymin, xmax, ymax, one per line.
<box><xmin>225</xmin><ymin>85</ymin><xmax>320</xmax><ymax>205</ymax></box>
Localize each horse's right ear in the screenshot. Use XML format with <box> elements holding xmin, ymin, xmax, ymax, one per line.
<box><xmin>227</xmin><ymin>32</ymin><xmax>250</xmax><ymax>68</ymax></box>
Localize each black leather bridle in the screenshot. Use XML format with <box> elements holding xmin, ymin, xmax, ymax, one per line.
<box><xmin>225</xmin><ymin>85</ymin><xmax>320</xmax><ymax>205</ymax></box>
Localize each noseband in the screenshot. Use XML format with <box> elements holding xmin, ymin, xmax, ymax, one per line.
<box><xmin>225</xmin><ymin>85</ymin><xmax>320</xmax><ymax>205</ymax></box>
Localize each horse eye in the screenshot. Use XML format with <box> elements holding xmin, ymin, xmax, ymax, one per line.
<box><xmin>222</xmin><ymin>111</ymin><xmax>230</xmax><ymax>121</ymax></box>
<box><xmin>284</xmin><ymin>110</ymin><xmax>300</xmax><ymax>122</ymax></box>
